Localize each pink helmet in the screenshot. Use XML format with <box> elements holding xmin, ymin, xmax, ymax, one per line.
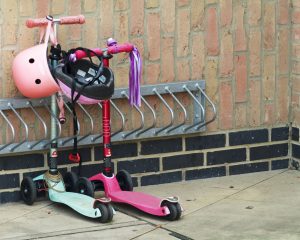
<box><xmin>12</xmin><ymin>21</ymin><xmax>60</xmax><ymax>98</ymax></box>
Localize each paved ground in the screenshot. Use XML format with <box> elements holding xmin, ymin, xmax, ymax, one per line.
<box><xmin>0</xmin><ymin>169</ymin><xmax>300</xmax><ymax>240</ymax></box>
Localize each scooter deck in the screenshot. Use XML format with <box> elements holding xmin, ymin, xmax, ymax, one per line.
<box><xmin>90</xmin><ymin>173</ymin><xmax>176</xmax><ymax>217</ymax></box>
<box><xmin>34</xmin><ymin>174</ymin><xmax>101</xmax><ymax>218</ymax></box>
<box><xmin>49</xmin><ymin>188</ymin><xmax>101</xmax><ymax>218</ymax></box>
<box><xmin>109</xmin><ymin>190</ymin><xmax>168</xmax><ymax>216</ymax></box>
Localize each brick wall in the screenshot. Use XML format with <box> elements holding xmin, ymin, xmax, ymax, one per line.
<box><xmin>0</xmin><ymin>0</ymin><xmax>296</xmax><ymax>203</ymax></box>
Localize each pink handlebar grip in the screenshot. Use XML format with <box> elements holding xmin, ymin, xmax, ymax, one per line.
<box><xmin>59</xmin><ymin>15</ymin><xmax>85</xmax><ymax>25</ymax></box>
<box><xmin>26</xmin><ymin>15</ymin><xmax>85</xmax><ymax>28</ymax></box>
<box><xmin>75</xmin><ymin>43</ymin><xmax>135</xmax><ymax>59</ymax></box>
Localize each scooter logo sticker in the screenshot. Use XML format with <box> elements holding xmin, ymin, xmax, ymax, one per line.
<box><xmin>51</xmin><ymin>150</ymin><xmax>58</xmax><ymax>157</ymax></box>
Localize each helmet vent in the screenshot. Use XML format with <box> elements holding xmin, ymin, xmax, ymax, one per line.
<box><xmin>29</xmin><ymin>58</ymin><xmax>35</xmax><ymax>63</ymax></box>
<box><xmin>35</xmin><ymin>79</ymin><xmax>41</xmax><ymax>84</ymax></box>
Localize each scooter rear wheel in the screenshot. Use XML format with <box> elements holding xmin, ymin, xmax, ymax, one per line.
<box><xmin>20</xmin><ymin>177</ymin><xmax>37</xmax><ymax>205</ymax></box>
<box><xmin>116</xmin><ymin>170</ymin><xmax>133</xmax><ymax>191</ymax></box>
<box><xmin>163</xmin><ymin>202</ymin><xmax>182</xmax><ymax>221</ymax></box>
<box><xmin>76</xmin><ymin>177</ymin><xmax>94</xmax><ymax>197</ymax></box>
<box><xmin>63</xmin><ymin>172</ymin><xmax>78</xmax><ymax>192</ymax></box>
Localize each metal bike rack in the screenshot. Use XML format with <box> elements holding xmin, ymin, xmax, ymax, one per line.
<box><xmin>0</xmin><ymin>80</ymin><xmax>216</xmax><ymax>155</ymax></box>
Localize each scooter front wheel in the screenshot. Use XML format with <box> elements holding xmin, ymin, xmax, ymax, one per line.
<box><xmin>20</xmin><ymin>177</ymin><xmax>37</xmax><ymax>205</ymax></box>
<box><xmin>95</xmin><ymin>202</ymin><xmax>113</xmax><ymax>223</ymax></box>
<box><xmin>76</xmin><ymin>177</ymin><xmax>94</xmax><ymax>197</ymax></box>
<box><xmin>163</xmin><ymin>202</ymin><xmax>182</xmax><ymax>221</ymax></box>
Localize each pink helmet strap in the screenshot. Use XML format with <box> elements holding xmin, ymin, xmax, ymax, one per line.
<box><xmin>39</xmin><ymin>21</ymin><xmax>57</xmax><ymax>46</ymax></box>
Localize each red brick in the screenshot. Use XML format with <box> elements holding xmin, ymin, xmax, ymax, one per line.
<box><xmin>114</xmin><ymin>65</ymin><xmax>130</xmax><ymax>88</ymax></box>
<box><xmin>263</xmin><ymin>2</ymin><xmax>276</xmax><ymax>50</ymax></box>
<box><xmin>292</xmin><ymin>0</ymin><xmax>300</xmax><ymax>8</ymax></box>
<box><xmin>130</xmin><ymin>0</ymin><xmax>144</xmax><ymax>35</ymax></box>
<box><xmin>161</xmin><ymin>0</ymin><xmax>175</xmax><ymax>33</ymax></box>
<box><xmin>147</xmin><ymin>12</ymin><xmax>160</xmax><ymax>61</ymax></box>
<box><xmin>20</xmin><ymin>0</ymin><xmax>33</xmax><ymax>16</ymax></box>
<box><xmin>146</xmin><ymin>0</ymin><xmax>159</xmax><ymax>8</ymax></box>
<box><xmin>279</xmin><ymin>28</ymin><xmax>289</xmax><ymax>74</ymax></box>
<box><xmin>219</xmin><ymin>29</ymin><xmax>233</xmax><ymax>77</ymax></box>
<box><xmin>114</xmin><ymin>12</ymin><xmax>129</xmax><ymax>46</ymax></box>
<box><xmin>191</xmin><ymin>33</ymin><xmax>205</xmax><ymax>80</ymax></box>
<box><xmin>146</xmin><ymin>63</ymin><xmax>160</xmax><ymax>84</ymax></box>
<box><xmin>18</xmin><ymin>25</ymin><xmax>35</xmax><ymax>50</ymax></box>
<box><xmin>2</xmin><ymin>50</ymin><xmax>17</xmax><ymax>98</ymax></box>
<box><xmin>2</xmin><ymin>0</ymin><xmax>17</xmax><ymax>22</ymax></box>
<box><xmin>234</xmin><ymin>55</ymin><xmax>247</xmax><ymax>103</ymax></box>
<box><xmin>235</xmin><ymin>103</ymin><xmax>247</xmax><ymax>128</ymax></box>
<box><xmin>99</xmin><ymin>0</ymin><xmax>113</xmax><ymax>40</ymax></box>
<box><xmin>51</xmin><ymin>0</ymin><xmax>65</xmax><ymax>14</ymax></box>
<box><xmin>263</xmin><ymin>55</ymin><xmax>275</xmax><ymax>101</ymax></box>
<box><xmin>161</xmin><ymin>36</ymin><xmax>175</xmax><ymax>83</ymax></box>
<box><xmin>293</xmin><ymin>44</ymin><xmax>300</xmax><ymax>57</ymax></box>
<box><xmin>36</xmin><ymin>0</ymin><xmax>49</xmax><ymax>18</ymax></box>
<box><xmin>249</xmin><ymin>29</ymin><xmax>261</xmax><ymax>77</ymax></box>
<box><xmin>177</xmin><ymin>0</ymin><xmax>190</xmax><ymax>7</ymax></box>
<box><xmin>248</xmin><ymin>0</ymin><xmax>261</xmax><ymax>26</ymax></box>
<box><xmin>177</xmin><ymin>59</ymin><xmax>190</xmax><ymax>82</ymax></box>
<box><xmin>68</xmin><ymin>0</ymin><xmax>81</xmax><ymax>41</ymax></box>
<box><xmin>293</xmin><ymin>27</ymin><xmax>300</xmax><ymax>41</ymax></box>
<box><xmin>83</xmin><ymin>17</ymin><xmax>98</xmax><ymax>49</ymax></box>
<box><xmin>220</xmin><ymin>0</ymin><xmax>232</xmax><ymax>27</ymax></box>
<box><xmin>206</xmin><ymin>7</ymin><xmax>219</xmax><ymax>56</ymax></box>
<box><xmin>234</xmin><ymin>2</ymin><xmax>247</xmax><ymax>51</ymax></box>
<box><xmin>177</xmin><ymin>8</ymin><xmax>190</xmax><ymax>57</ymax></box>
<box><xmin>293</xmin><ymin>60</ymin><xmax>300</xmax><ymax>74</ymax></box>
<box><xmin>3</xmin><ymin>23</ymin><xmax>17</xmax><ymax>46</ymax></box>
<box><xmin>293</xmin><ymin>76</ymin><xmax>300</xmax><ymax>93</ymax></box>
<box><xmin>205</xmin><ymin>58</ymin><xmax>219</xmax><ymax>102</ymax></box>
<box><xmin>191</xmin><ymin>0</ymin><xmax>204</xmax><ymax>31</ymax></box>
<box><xmin>278</xmin><ymin>0</ymin><xmax>289</xmax><ymax>24</ymax></box>
<box><xmin>264</xmin><ymin>102</ymin><xmax>275</xmax><ymax>125</ymax></box>
<box><xmin>219</xmin><ymin>81</ymin><xmax>233</xmax><ymax>130</ymax></box>
<box><xmin>249</xmin><ymin>80</ymin><xmax>261</xmax><ymax>127</ymax></box>
<box><xmin>277</xmin><ymin>76</ymin><xmax>289</xmax><ymax>123</ymax></box>
<box><xmin>293</xmin><ymin>109</ymin><xmax>300</xmax><ymax>125</ymax></box>
<box><xmin>292</xmin><ymin>94</ymin><xmax>300</xmax><ymax>109</ymax></box>
<box><xmin>293</xmin><ymin>9</ymin><xmax>300</xmax><ymax>24</ymax></box>
<box><xmin>114</xmin><ymin>0</ymin><xmax>128</xmax><ymax>11</ymax></box>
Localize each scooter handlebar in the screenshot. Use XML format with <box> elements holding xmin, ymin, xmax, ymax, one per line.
<box><xmin>74</xmin><ymin>43</ymin><xmax>135</xmax><ymax>59</ymax></box>
<box><xmin>26</xmin><ymin>15</ymin><xmax>85</xmax><ymax>28</ymax></box>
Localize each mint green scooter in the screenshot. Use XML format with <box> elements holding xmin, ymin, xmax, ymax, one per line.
<box><xmin>19</xmin><ymin>15</ymin><xmax>114</xmax><ymax>223</ymax></box>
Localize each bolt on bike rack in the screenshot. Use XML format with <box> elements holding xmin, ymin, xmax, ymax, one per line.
<box><xmin>0</xmin><ymin>80</ymin><xmax>216</xmax><ymax>155</ymax></box>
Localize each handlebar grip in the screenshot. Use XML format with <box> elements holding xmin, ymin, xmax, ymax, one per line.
<box><xmin>107</xmin><ymin>43</ymin><xmax>134</xmax><ymax>54</ymax></box>
<box><xmin>26</xmin><ymin>18</ymin><xmax>48</xmax><ymax>28</ymax></box>
<box><xmin>26</xmin><ymin>15</ymin><xmax>85</xmax><ymax>28</ymax></box>
<box><xmin>75</xmin><ymin>43</ymin><xmax>135</xmax><ymax>59</ymax></box>
<box><xmin>59</xmin><ymin>15</ymin><xmax>85</xmax><ymax>25</ymax></box>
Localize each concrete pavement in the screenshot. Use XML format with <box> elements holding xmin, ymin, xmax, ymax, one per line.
<box><xmin>0</xmin><ymin>169</ymin><xmax>300</xmax><ymax>240</ymax></box>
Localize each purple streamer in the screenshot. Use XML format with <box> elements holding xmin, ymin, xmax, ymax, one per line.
<box><xmin>129</xmin><ymin>47</ymin><xmax>142</xmax><ymax>107</ymax></box>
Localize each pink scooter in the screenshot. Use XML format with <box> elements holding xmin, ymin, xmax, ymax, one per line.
<box><xmin>72</xmin><ymin>39</ymin><xmax>182</xmax><ymax>220</ymax></box>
